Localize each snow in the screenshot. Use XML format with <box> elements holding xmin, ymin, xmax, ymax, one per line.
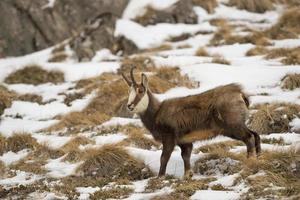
<box><xmin>125</xmin><ymin>186</ymin><xmax>173</xmax><ymax>200</ymax></box>
<box><xmin>42</xmin><ymin>0</ymin><xmax>56</xmax><ymax>9</ymax></box>
<box><xmin>115</xmin><ymin>19</ymin><xmax>215</xmax><ymax>49</ymax></box>
<box><xmin>128</xmin><ymin>147</ymin><xmax>202</xmax><ymax>177</ymax></box>
<box><xmin>209</xmin><ymin>173</ymin><xmax>239</xmax><ymax>188</ymax></box>
<box><xmin>33</xmin><ymin>134</ymin><xmax>72</xmax><ymax>149</ymax></box>
<box><xmin>92</xmin><ymin>49</ymin><xmax>120</xmax><ymax>62</ymax></box>
<box><xmin>0</xmin><ymin>171</ymin><xmax>41</xmax><ymax>187</ymax></box>
<box><xmin>76</xmin><ymin>186</ymin><xmax>100</xmax><ymax>200</ymax></box>
<box><xmin>290</xmin><ymin>118</ymin><xmax>300</xmax><ymax>132</ymax></box>
<box><xmin>191</xmin><ymin>190</ymin><xmax>241</xmax><ymax>200</ymax></box>
<box><xmin>0</xmin><ymin>149</ymin><xmax>30</xmax><ymax>165</ymax></box>
<box><xmin>7</xmin><ymin>82</ymin><xmax>75</xmax><ymax>102</ymax></box>
<box><xmin>4</xmin><ymin>92</ymin><xmax>96</xmax><ymax>121</ymax></box>
<box><xmin>45</xmin><ymin>155</ymin><xmax>82</xmax><ymax>178</ymax></box>
<box><xmin>94</xmin><ymin>133</ymin><xmax>128</xmax><ymax>146</ymax></box>
<box><xmin>100</xmin><ymin>117</ymin><xmax>142</xmax><ymax>127</ymax></box>
<box><xmin>0</xmin><ymin>118</ymin><xmax>59</xmax><ymax>137</ymax></box>
<box><xmin>123</xmin><ymin>0</ymin><xmax>178</xmax><ymax>19</ymax></box>
<box><xmin>271</xmin><ymin>38</ymin><xmax>300</xmax><ymax>49</ymax></box>
<box><xmin>261</xmin><ymin>133</ymin><xmax>300</xmax><ymax>144</ymax></box>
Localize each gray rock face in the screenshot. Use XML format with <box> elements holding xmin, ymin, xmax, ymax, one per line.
<box><xmin>0</xmin><ymin>0</ymin><xmax>130</xmax><ymax>58</ymax></box>
<box><xmin>135</xmin><ymin>0</ymin><xmax>198</xmax><ymax>26</ymax></box>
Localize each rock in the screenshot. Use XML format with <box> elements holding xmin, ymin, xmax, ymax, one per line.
<box><xmin>134</xmin><ymin>0</ymin><xmax>198</xmax><ymax>26</ymax></box>
<box><xmin>0</xmin><ymin>0</ymin><xmax>129</xmax><ymax>58</ymax></box>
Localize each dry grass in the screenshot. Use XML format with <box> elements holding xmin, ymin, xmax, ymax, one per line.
<box><xmin>61</xmin><ymin>136</ymin><xmax>93</xmax><ymax>152</ymax></box>
<box><xmin>0</xmin><ymin>135</ymin><xmax>6</xmax><ymax>155</ymax></box>
<box><xmin>248</xmin><ymin>103</ymin><xmax>300</xmax><ymax>134</ymax></box>
<box><xmin>63</xmin><ymin>92</ymin><xmax>85</xmax><ymax>106</ymax></box>
<box><xmin>246</xmin><ymin>46</ymin><xmax>268</xmax><ymax>56</ymax></box>
<box><xmin>11</xmin><ymin>159</ymin><xmax>47</xmax><ymax>174</ymax></box>
<box><xmin>173</xmin><ymin>179</ymin><xmax>213</xmax><ymax>197</ymax></box>
<box><xmin>239</xmin><ymin>149</ymin><xmax>300</xmax><ymax>199</ymax></box>
<box><xmin>120</xmin><ymin>125</ymin><xmax>160</xmax><ymax>150</ymax></box>
<box><xmin>77</xmin><ymin>144</ymin><xmax>152</xmax><ymax>180</ymax></box>
<box><xmin>145</xmin><ymin>176</ymin><xmax>176</xmax><ymax>192</ymax></box>
<box><xmin>91</xmin><ymin>187</ymin><xmax>133</xmax><ymax>200</ymax></box>
<box><xmin>228</xmin><ymin>0</ymin><xmax>274</xmax><ymax>13</ymax></box>
<box><xmin>168</xmin><ymin>33</ymin><xmax>192</xmax><ymax>42</ymax></box>
<box><xmin>17</xmin><ymin>94</ymin><xmax>43</xmax><ymax>104</ymax></box>
<box><xmin>151</xmin><ymin>193</ymin><xmax>189</xmax><ymax>200</ymax></box>
<box><xmin>195</xmin><ymin>47</ymin><xmax>209</xmax><ymax>56</ymax></box>
<box><xmin>144</xmin><ymin>44</ymin><xmax>173</xmax><ymax>53</ymax></box>
<box><xmin>266</xmin><ymin>47</ymin><xmax>300</xmax><ymax>65</ymax></box>
<box><xmin>0</xmin><ymin>85</ymin><xmax>16</xmax><ymax>116</ymax></box>
<box><xmin>48</xmin><ymin>52</ymin><xmax>68</xmax><ymax>62</ymax></box>
<box><xmin>194</xmin><ymin>140</ymin><xmax>244</xmax><ymax>154</ymax></box>
<box><xmin>192</xmin><ymin>0</ymin><xmax>218</xmax><ymax>13</ymax></box>
<box><xmin>265</xmin><ymin>7</ymin><xmax>300</xmax><ymax>39</ymax></box>
<box><xmin>211</xmin><ymin>54</ymin><xmax>231</xmax><ymax>65</ymax></box>
<box><xmin>261</xmin><ymin>137</ymin><xmax>285</xmax><ymax>145</ymax></box>
<box><xmin>4</xmin><ymin>65</ymin><xmax>64</xmax><ymax>85</ymax></box>
<box><xmin>6</xmin><ymin>133</ymin><xmax>38</xmax><ymax>152</ymax></box>
<box><xmin>281</xmin><ymin>74</ymin><xmax>300</xmax><ymax>90</ymax></box>
<box><xmin>0</xmin><ymin>161</ymin><xmax>5</xmax><ymax>177</ymax></box>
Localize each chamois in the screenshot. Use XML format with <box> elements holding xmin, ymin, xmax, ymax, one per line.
<box><xmin>121</xmin><ymin>67</ymin><xmax>261</xmax><ymax>177</ymax></box>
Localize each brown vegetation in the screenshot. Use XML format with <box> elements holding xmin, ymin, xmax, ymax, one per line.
<box><xmin>192</xmin><ymin>0</ymin><xmax>218</xmax><ymax>13</ymax></box>
<box><xmin>228</xmin><ymin>0</ymin><xmax>274</xmax><ymax>13</ymax></box>
<box><xmin>77</xmin><ymin>145</ymin><xmax>152</xmax><ymax>180</ymax></box>
<box><xmin>6</xmin><ymin>133</ymin><xmax>38</xmax><ymax>152</ymax></box>
<box><xmin>4</xmin><ymin>65</ymin><xmax>64</xmax><ymax>85</ymax></box>
<box><xmin>211</xmin><ymin>54</ymin><xmax>231</xmax><ymax>65</ymax></box>
<box><xmin>195</xmin><ymin>47</ymin><xmax>209</xmax><ymax>56</ymax></box>
<box><xmin>281</xmin><ymin>74</ymin><xmax>300</xmax><ymax>90</ymax></box>
<box><xmin>265</xmin><ymin>7</ymin><xmax>300</xmax><ymax>39</ymax></box>
<box><xmin>173</xmin><ymin>179</ymin><xmax>213</xmax><ymax>197</ymax></box>
<box><xmin>0</xmin><ymin>85</ymin><xmax>16</xmax><ymax>116</ymax></box>
<box><xmin>48</xmin><ymin>52</ymin><xmax>68</xmax><ymax>62</ymax></box>
<box><xmin>17</xmin><ymin>94</ymin><xmax>43</xmax><ymax>104</ymax></box>
<box><xmin>91</xmin><ymin>187</ymin><xmax>133</xmax><ymax>200</ymax></box>
<box><xmin>266</xmin><ymin>47</ymin><xmax>300</xmax><ymax>65</ymax></box>
<box><xmin>248</xmin><ymin>103</ymin><xmax>300</xmax><ymax>134</ymax></box>
<box><xmin>246</xmin><ymin>46</ymin><xmax>268</xmax><ymax>56</ymax></box>
<box><xmin>194</xmin><ymin>140</ymin><xmax>243</xmax><ymax>154</ymax></box>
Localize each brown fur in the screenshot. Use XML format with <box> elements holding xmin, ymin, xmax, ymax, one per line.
<box><xmin>122</xmin><ymin>70</ymin><xmax>261</xmax><ymax>177</ymax></box>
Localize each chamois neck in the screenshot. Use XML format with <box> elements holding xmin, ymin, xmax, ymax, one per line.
<box><xmin>139</xmin><ymin>90</ymin><xmax>160</xmax><ymax>131</ymax></box>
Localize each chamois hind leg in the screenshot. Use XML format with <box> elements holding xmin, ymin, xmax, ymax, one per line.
<box><xmin>223</xmin><ymin>127</ymin><xmax>256</xmax><ymax>158</ymax></box>
<box><xmin>248</xmin><ymin>129</ymin><xmax>261</xmax><ymax>157</ymax></box>
<box><xmin>179</xmin><ymin>143</ymin><xmax>193</xmax><ymax>179</ymax></box>
<box><xmin>158</xmin><ymin>137</ymin><xmax>175</xmax><ymax>177</ymax></box>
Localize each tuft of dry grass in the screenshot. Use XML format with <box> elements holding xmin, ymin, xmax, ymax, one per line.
<box><xmin>120</xmin><ymin>125</ymin><xmax>160</xmax><ymax>150</ymax></box>
<box><xmin>168</xmin><ymin>33</ymin><xmax>192</xmax><ymax>42</ymax></box>
<box><xmin>4</xmin><ymin>65</ymin><xmax>64</xmax><ymax>85</ymax></box>
<box><xmin>246</xmin><ymin>46</ymin><xmax>268</xmax><ymax>56</ymax></box>
<box><xmin>248</xmin><ymin>103</ymin><xmax>300</xmax><ymax>134</ymax></box>
<box><xmin>261</xmin><ymin>137</ymin><xmax>285</xmax><ymax>145</ymax></box>
<box><xmin>228</xmin><ymin>0</ymin><xmax>274</xmax><ymax>13</ymax></box>
<box><xmin>145</xmin><ymin>176</ymin><xmax>176</xmax><ymax>192</ymax></box>
<box><xmin>0</xmin><ymin>160</ymin><xmax>5</xmax><ymax>177</ymax></box>
<box><xmin>91</xmin><ymin>187</ymin><xmax>134</xmax><ymax>200</ymax></box>
<box><xmin>77</xmin><ymin>144</ymin><xmax>152</xmax><ymax>180</ymax></box>
<box><xmin>144</xmin><ymin>44</ymin><xmax>173</xmax><ymax>53</ymax></box>
<box><xmin>48</xmin><ymin>52</ymin><xmax>68</xmax><ymax>62</ymax></box>
<box><xmin>6</xmin><ymin>133</ymin><xmax>38</xmax><ymax>152</ymax></box>
<box><xmin>211</xmin><ymin>54</ymin><xmax>231</xmax><ymax>65</ymax></box>
<box><xmin>61</xmin><ymin>136</ymin><xmax>93</xmax><ymax>152</ymax></box>
<box><xmin>194</xmin><ymin>140</ymin><xmax>244</xmax><ymax>154</ymax></box>
<box><xmin>17</xmin><ymin>94</ymin><xmax>43</xmax><ymax>104</ymax></box>
<box><xmin>192</xmin><ymin>0</ymin><xmax>218</xmax><ymax>13</ymax></box>
<box><xmin>266</xmin><ymin>47</ymin><xmax>300</xmax><ymax>65</ymax></box>
<box><xmin>0</xmin><ymin>135</ymin><xmax>6</xmax><ymax>155</ymax></box>
<box><xmin>63</xmin><ymin>92</ymin><xmax>85</xmax><ymax>106</ymax></box>
<box><xmin>0</xmin><ymin>85</ymin><xmax>16</xmax><ymax>116</ymax></box>
<box><xmin>173</xmin><ymin>179</ymin><xmax>213</xmax><ymax>197</ymax></box>
<box><xmin>281</xmin><ymin>74</ymin><xmax>300</xmax><ymax>90</ymax></box>
<box><xmin>195</xmin><ymin>47</ymin><xmax>209</xmax><ymax>56</ymax></box>
<box><xmin>239</xmin><ymin>149</ymin><xmax>300</xmax><ymax>198</ymax></box>
<box><xmin>265</xmin><ymin>7</ymin><xmax>300</xmax><ymax>39</ymax></box>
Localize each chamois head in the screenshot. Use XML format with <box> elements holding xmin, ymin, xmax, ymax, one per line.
<box><xmin>121</xmin><ymin>67</ymin><xmax>149</xmax><ymax>114</ymax></box>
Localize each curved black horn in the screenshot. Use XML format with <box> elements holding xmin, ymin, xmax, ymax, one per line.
<box><xmin>121</xmin><ymin>72</ymin><xmax>131</xmax><ymax>86</ymax></box>
<box><xmin>130</xmin><ymin>66</ymin><xmax>137</xmax><ymax>85</ymax></box>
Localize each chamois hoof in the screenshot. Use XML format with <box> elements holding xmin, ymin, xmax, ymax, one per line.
<box><xmin>183</xmin><ymin>170</ymin><xmax>193</xmax><ymax>180</ymax></box>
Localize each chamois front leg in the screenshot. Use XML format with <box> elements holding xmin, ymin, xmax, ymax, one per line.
<box><xmin>158</xmin><ymin>136</ymin><xmax>175</xmax><ymax>177</ymax></box>
<box><xmin>179</xmin><ymin>143</ymin><xmax>193</xmax><ymax>179</ymax></box>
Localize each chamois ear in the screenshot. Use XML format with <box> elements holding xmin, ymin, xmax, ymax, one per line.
<box><xmin>141</xmin><ymin>73</ymin><xmax>148</xmax><ymax>89</ymax></box>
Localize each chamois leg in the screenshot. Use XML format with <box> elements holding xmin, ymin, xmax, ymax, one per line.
<box><xmin>223</xmin><ymin>127</ymin><xmax>256</xmax><ymax>158</ymax></box>
<box><xmin>249</xmin><ymin>129</ymin><xmax>261</xmax><ymax>157</ymax></box>
<box><xmin>179</xmin><ymin>143</ymin><xmax>193</xmax><ymax>179</ymax></box>
<box><xmin>158</xmin><ymin>137</ymin><xmax>175</xmax><ymax>177</ymax></box>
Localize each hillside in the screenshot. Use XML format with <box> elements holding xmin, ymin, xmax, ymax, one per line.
<box><xmin>0</xmin><ymin>0</ymin><xmax>300</xmax><ymax>199</ymax></box>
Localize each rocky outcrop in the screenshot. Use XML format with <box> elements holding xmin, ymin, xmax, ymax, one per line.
<box><xmin>134</xmin><ymin>0</ymin><xmax>198</xmax><ymax>26</ymax></box>
<box><xmin>0</xmin><ymin>0</ymin><xmax>130</xmax><ymax>58</ymax></box>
